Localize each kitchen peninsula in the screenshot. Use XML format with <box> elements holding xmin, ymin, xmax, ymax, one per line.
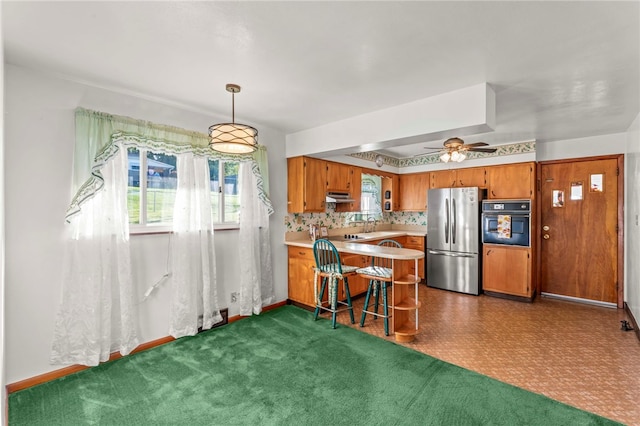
<box><xmin>286</xmin><ymin>231</ymin><xmax>425</xmax><ymax>342</ymax></box>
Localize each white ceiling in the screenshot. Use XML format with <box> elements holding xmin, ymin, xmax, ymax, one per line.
<box><xmin>3</xmin><ymin>1</ymin><xmax>639</xmax><ymax>159</ymax></box>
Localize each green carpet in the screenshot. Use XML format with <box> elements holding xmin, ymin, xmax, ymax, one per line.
<box><xmin>9</xmin><ymin>305</ymin><xmax>619</xmax><ymax>425</ymax></box>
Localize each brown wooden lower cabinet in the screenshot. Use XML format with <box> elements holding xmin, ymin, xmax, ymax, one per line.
<box><xmin>402</xmin><ymin>235</ymin><xmax>425</xmax><ymax>281</ymax></box>
<box><xmin>340</xmin><ymin>253</ymin><xmax>370</xmax><ymax>298</ymax></box>
<box><xmin>482</xmin><ymin>244</ymin><xmax>533</xmax><ymax>300</ymax></box>
<box><xmin>288</xmin><ymin>236</ymin><xmax>426</xmax><ymax>307</ymax></box>
<box><xmin>288</xmin><ymin>246</ymin><xmax>371</xmax><ymax>308</ymax></box>
<box><xmin>287</xmin><ymin>247</ymin><xmax>317</xmax><ymax>306</ymax></box>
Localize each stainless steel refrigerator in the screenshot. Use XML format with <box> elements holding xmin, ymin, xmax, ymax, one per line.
<box><xmin>426</xmin><ymin>187</ymin><xmax>484</xmax><ymax>295</ymax></box>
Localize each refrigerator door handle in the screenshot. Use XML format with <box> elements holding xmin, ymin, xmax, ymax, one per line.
<box><xmin>445</xmin><ymin>198</ymin><xmax>449</xmax><ymax>244</ymax></box>
<box><xmin>452</xmin><ymin>197</ymin><xmax>457</xmax><ymax>245</ymax></box>
<box><xmin>428</xmin><ymin>250</ymin><xmax>476</xmax><ymax>258</ymax></box>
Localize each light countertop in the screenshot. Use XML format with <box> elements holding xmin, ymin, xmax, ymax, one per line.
<box><xmin>285</xmin><ymin>230</ymin><xmax>425</xmax><ymax>260</ymax></box>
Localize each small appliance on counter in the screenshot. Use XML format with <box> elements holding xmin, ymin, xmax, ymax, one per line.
<box><xmin>426</xmin><ymin>187</ymin><xmax>484</xmax><ymax>295</ymax></box>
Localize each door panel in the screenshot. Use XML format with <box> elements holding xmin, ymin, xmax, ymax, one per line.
<box><xmin>540</xmin><ymin>158</ymin><xmax>619</xmax><ymax>304</ymax></box>
<box><xmin>450</xmin><ymin>187</ymin><xmax>481</xmax><ymax>254</ymax></box>
<box><xmin>426</xmin><ymin>250</ymin><xmax>480</xmax><ymax>295</ymax></box>
<box><xmin>426</xmin><ymin>189</ymin><xmax>450</xmax><ymax>251</ymax></box>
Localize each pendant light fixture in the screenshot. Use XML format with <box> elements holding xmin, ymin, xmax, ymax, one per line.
<box><xmin>209</xmin><ymin>83</ymin><xmax>258</xmax><ymax>154</ymax></box>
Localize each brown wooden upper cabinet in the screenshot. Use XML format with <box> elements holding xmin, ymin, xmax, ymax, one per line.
<box><xmin>335</xmin><ymin>166</ymin><xmax>362</xmax><ymax>213</ymax></box>
<box><xmin>430</xmin><ymin>167</ymin><xmax>486</xmax><ymax>189</ymax></box>
<box><xmin>399</xmin><ymin>172</ymin><xmax>430</xmax><ymax>211</ymax></box>
<box><xmin>456</xmin><ymin>167</ymin><xmax>487</xmax><ymax>188</ymax></box>
<box><xmin>381</xmin><ymin>175</ymin><xmax>400</xmax><ymax>212</ymax></box>
<box><xmin>287</xmin><ymin>156</ymin><xmax>327</xmax><ymax>213</ymax></box>
<box><xmin>486</xmin><ymin>162</ymin><xmax>535</xmax><ymax>199</ymax></box>
<box><xmin>326</xmin><ymin>162</ymin><xmax>352</xmax><ymax>192</ymax></box>
<box><xmin>430</xmin><ymin>170</ymin><xmax>456</xmax><ymax>188</ymax></box>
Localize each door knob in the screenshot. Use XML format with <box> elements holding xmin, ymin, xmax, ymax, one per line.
<box><xmin>543</xmin><ymin>234</ymin><xmax>550</xmax><ymax>240</ymax></box>
<box><xmin>542</xmin><ymin>225</ymin><xmax>550</xmax><ymax>231</ymax></box>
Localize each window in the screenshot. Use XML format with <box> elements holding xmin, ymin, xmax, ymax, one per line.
<box><xmin>208</xmin><ymin>159</ymin><xmax>240</xmax><ymax>224</ymax></box>
<box><xmin>358</xmin><ymin>174</ymin><xmax>383</xmax><ymax>220</ymax></box>
<box><xmin>127</xmin><ymin>148</ymin><xmax>241</xmax><ymax>231</ymax></box>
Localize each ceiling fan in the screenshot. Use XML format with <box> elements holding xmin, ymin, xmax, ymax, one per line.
<box><xmin>425</xmin><ymin>137</ymin><xmax>497</xmax><ymax>163</ymax></box>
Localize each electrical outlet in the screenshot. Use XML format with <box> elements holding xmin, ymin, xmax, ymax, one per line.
<box><xmin>230</xmin><ymin>292</ymin><xmax>238</xmax><ymax>303</ymax></box>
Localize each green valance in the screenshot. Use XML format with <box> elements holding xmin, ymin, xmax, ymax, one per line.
<box><xmin>67</xmin><ymin>107</ymin><xmax>272</xmax><ymax>221</ymax></box>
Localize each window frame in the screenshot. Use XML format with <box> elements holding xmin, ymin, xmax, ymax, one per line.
<box><xmin>128</xmin><ymin>149</ymin><xmax>241</xmax><ymax>235</ymax></box>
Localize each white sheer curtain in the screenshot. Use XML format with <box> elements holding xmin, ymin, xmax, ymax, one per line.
<box><xmin>51</xmin><ymin>145</ymin><xmax>139</xmax><ymax>366</ymax></box>
<box><xmin>238</xmin><ymin>162</ymin><xmax>274</xmax><ymax>316</ymax></box>
<box><xmin>169</xmin><ymin>153</ymin><xmax>222</xmax><ymax>338</ymax></box>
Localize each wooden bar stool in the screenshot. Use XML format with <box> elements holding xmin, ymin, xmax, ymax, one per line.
<box><xmin>312</xmin><ymin>239</ymin><xmax>358</xmax><ymax>328</ymax></box>
<box><xmin>357</xmin><ymin>239</ymin><xmax>402</xmax><ymax>335</ymax></box>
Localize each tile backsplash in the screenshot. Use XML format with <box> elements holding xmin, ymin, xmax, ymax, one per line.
<box><xmin>284</xmin><ymin>211</ymin><xmax>427</xmax><ymax>232</ymax></box>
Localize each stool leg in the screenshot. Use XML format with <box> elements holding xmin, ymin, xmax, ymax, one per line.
<box><xmin>331</xmin><ymin>279</ymin><xmax>339</xmax><ymax>329</ymax></box>
<box><xmin>373</xmin><ymin>281</ymin><xmax>380</xmax><ymax>319</ymax></box>
<box><xmin>344</xmin><ymin>278</ymin><xmax>355</xmax><ymax>324</ymax></box>
<box><xmin>382</xmin><ymin>281</ymin><xmax>390</xmax><ymax>336</ymax></box>
<box><xmin>360</xmin><ymin>279</ymin><xmax>374</xmax><ymax>327</ymax></box>
<box><xmin>314</xmin><ymin>277</ymin><xmax>327</xmax><ymax>321</ymax></box>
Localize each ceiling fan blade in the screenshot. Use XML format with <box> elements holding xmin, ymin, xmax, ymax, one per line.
<box><xmin>468</xmin><ymin>147</ymin><xmax>497</xmax><ymax>153</ymax></box>
<box><xmin>463</xmin><ymin>142</ymin><xmax>489</xmax><ymax>148</ymax></box>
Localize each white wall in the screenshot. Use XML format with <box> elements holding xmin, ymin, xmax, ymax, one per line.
<box><xmin>536</xmin><ymin>133</ymin><xmax>627</xmax><ymax>161</ymax></box>
<box><xmin>0</xmin><ymin>6</ymin><xmax>6</xmax><ymax>422</ymax></box>
<box><xmin>625</xmin><ymin>114</ymin><xmax>640</xmax><ymax>322</ymax></box>
<box><xmin>4</xmin><ymin>64</ymin><xmax>288</xmax><ymax>384</ymax></box>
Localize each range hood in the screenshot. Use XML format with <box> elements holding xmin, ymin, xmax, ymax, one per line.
<box><xmin>326</xmin><ymin>191</ymin><xmax>355</xmax><ymax>203</ymax></box>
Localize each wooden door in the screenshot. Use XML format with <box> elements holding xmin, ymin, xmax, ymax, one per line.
<box><xmin>539</xmin><ymin>157</ymin><xmax>621</xmax><ymax>305</ymax></box>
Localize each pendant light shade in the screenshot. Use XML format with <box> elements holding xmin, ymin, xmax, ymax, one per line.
<box><xmin>209</xmin><ymin>84</ymin><xmax>258</xmax><ymax>154</ymax></box>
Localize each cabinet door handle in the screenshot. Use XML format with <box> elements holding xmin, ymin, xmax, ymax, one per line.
<box><xmin>299</xmin><ymin>251</ymin><xmax>306</xmax><ymax>256</ymax></box>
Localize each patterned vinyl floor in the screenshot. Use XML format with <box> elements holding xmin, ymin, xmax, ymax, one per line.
<box><xmin>327</xmin><ymin>285</ymin><xmax>640</xmax><ymax>425</ymax></box>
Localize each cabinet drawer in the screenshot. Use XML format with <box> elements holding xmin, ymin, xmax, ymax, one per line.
<box><xmin>404</xmin><ymin>236</ymin><xmax>425</xmax><ymax>248</ymax></box>
<box><xmin>289</xmin><ymin>247</ymin><xmax>313</xmax><ymax>260</ymax></box>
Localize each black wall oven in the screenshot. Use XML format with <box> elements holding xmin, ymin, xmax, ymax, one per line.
<box><xmin>481</xmin><ymin>200</ymin><xmax>531</xmax><ymax>247</ymax></box>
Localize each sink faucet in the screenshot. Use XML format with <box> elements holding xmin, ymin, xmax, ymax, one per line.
<box><xmin>365</xmin><ymin>217</ymin><xmax>376</xmax><ymax>233</ymax></box>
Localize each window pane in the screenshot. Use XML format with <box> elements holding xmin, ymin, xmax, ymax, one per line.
<box><xmin>224</xmin><ymin>162</ymin><xmax>240</xmax><ymax>223</ymax></box>
<box><xmin>361</xmin><ymin>174</ymin><xmax>382</xmax><ymax>219</ymax></box>
<box><xmin>209</xmin><ymin>159</ymin><xmax>221</xmax><ymax>223</ymax></box>
<box><xmin>127</xmin><ymin>148</ymin><xmax>141</xmax><ymax>224</ymax></box>
<box><xmin>146</xmin><ymin>151</ymin><xmax>177</xmax><ymax>224</ymax></box>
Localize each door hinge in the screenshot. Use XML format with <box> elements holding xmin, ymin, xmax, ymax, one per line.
<box><xmin>616</xmin><ymin>224</ymin><xmax>619</xmax><ymax>233</ymax></box>
<box><xmin>616</xmin><ymin>167</ymin><xmax>619</xmax><ymax>176</ymax></box>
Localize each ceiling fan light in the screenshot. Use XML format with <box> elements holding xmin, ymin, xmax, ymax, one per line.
<box><xmin>455</xmin><ymin>152</ymin><xmax>466</xmax><ymax>162</ymax></box>
<box><xmin>450</xmin><ymin>150</ymin><xmax>461</xmax><ymax>162</ymax></box>
<box><xmin>440</xmin><ymin>152</ymin><xmax>451</xmax><ymax>163</ymax></box>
